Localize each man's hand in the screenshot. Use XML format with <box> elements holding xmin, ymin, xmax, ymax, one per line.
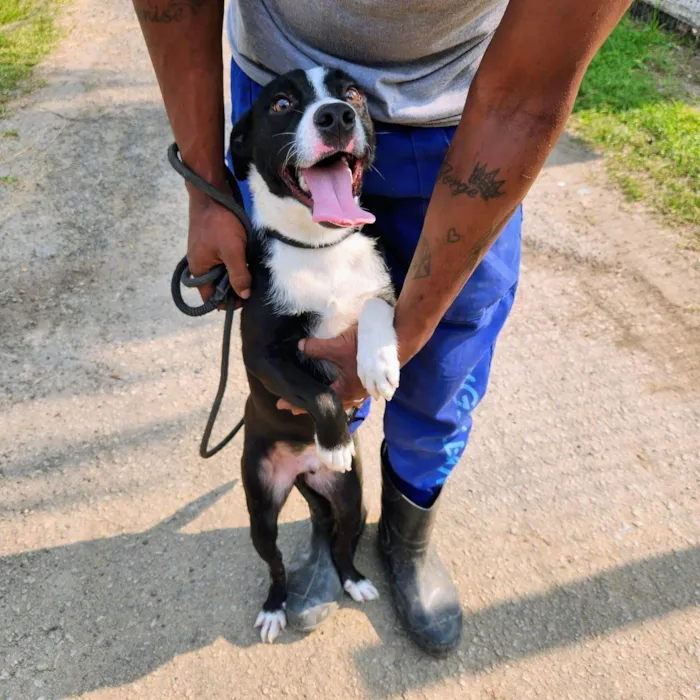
<box><xmin>187</xmin><ymin>192</ymin><xmax>251</xmax><ymax>304</ymax></box>
<box><xmin>276</xmin><ymin>326</ymin><xmax>369</xmax><ymax>415</ymax></box>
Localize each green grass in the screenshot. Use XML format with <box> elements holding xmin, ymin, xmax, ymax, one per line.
<box><xmin>570</xmin><ymin>13</ymin><xmax>700</xmax><ymax>244</ymax></box>
<box><xmin>0</xmin><ymin>0</ymin><xmax>62</xmax><ymax>116</ymax></box>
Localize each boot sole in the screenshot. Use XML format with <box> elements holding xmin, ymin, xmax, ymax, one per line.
<box><xmin>376</xmin><ymin>529</ymin><xmax>463</xmax><ymax>658</ymax></box>
<box><xmin>287</xmin><ymin>600</ymin><xmax>340</xmax><ymax>633</ymax></box>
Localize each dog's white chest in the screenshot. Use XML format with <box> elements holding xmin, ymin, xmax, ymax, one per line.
<box><xmin>266</xmin><ymin>235</ymin><xmax>390</xmax><ymax>338</ymax></box>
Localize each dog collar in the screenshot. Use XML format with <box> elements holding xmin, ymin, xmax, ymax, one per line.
<box><xmin>265</xmin><ymin>229</ymin><xmax>357</xmax><ymax>250</ymax></box>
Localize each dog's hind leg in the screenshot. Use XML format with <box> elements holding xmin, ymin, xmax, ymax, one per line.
<box><xmin>250</xmin><ymin>505</ymin><xmax>289</xmax><ymax>643</ymax></box>
<box><xmin>284</xmin><ymin>478</ymin><xmax>343</xmax><ymax>632</ymax></box>
<box><xmin>243</xmin><ymin>443</ymin><xmax>295</xmax><ymax>644</ymax></box>
<box><xmin>313</xmin><ymin>465</ymin><xmax>378</xmax><ymax>604</ymax></box>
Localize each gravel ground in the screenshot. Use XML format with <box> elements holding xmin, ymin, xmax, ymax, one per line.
<box><xmin>1</xmin><ymin>2</ymin><xmax>699</xmax><ymax>699</ymax></box>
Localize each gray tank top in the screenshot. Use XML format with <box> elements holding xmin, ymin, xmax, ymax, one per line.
<box><xmin>226</xmin><ymin>0</ymin><xmax>507</xmax><ymax>127</ymax></box>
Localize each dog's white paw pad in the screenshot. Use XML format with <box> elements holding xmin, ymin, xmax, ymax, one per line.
<box><xmin>315</xmin><ymin>438</ymin><xmax>354</xmax><ymax>473</ymax></box>
<box><xmin>358</xmin><ymin>346</ymin><xmax>400</xmax><ymax>402</ymax></box>
<box><xmin>254</xmin><ymin>609</ymin><xmax>287</xmax><ymax>643</ymax></box>
<box><xmin>344</xmin><ymin>578</ymin><xmax>379</xmax><ymax>603</ymax></box>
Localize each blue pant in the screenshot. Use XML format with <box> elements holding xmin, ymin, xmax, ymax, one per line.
<box><xmin>229</xmin><ymin>61</ymin><xmax>521</xmax><ymax>507</ymax></box>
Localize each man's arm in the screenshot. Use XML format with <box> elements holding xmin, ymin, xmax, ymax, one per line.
<box><xmin>133</xmin><ymin>0</ymin><xmax>250</xmax><ymax>300</ymax></box>
<box><xmin>394</xmin><ymin>0</ymin><xmax>631</xmax><ymax>363</ymax></box>
<box><xmin>292</xmin><ymin>0</ymin><xmax>631</xmax><ymax>409</ymax></box>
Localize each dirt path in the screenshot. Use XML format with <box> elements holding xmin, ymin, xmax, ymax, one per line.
<box><xmin>1</xmin><ymin>2</ymin><xmax>699</xmax><ymax>698</ymax></box>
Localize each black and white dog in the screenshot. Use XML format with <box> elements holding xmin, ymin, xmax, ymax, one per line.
<box><xmin>229</xmin><ymin>67</ymin><xmax>399</xmax><ymax>643</ymax></box>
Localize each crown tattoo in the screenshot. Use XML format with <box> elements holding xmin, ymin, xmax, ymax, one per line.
<box><xmin>467</xmin><ymin>162</ymin><xmax>506</xmax><ymax>201</ymax></box>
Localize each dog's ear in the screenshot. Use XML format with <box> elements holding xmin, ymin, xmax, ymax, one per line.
<box><xmin>229</xmin><ymin>109</ymin><xmax>253</xmax><ymax>181</ymax></box>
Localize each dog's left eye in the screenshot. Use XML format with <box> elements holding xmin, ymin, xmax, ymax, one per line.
<box><xmin>271</xmin><ymin>96</ymin><xmax>292</xmax><ymax>113</ymax></box>
<box><xmin>345</xmin><ymin>87</ymin><xmax>361</xmax><ymax>102</ymax></box>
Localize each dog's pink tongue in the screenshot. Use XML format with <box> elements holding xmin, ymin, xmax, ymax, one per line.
<box><xmin>301</xmin><ymin>159</ymin><xmax>375</xmax><ymax>226</ymax></box>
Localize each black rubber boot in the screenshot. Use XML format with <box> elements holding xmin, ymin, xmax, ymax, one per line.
<box><xmin>286</xmin><ymin>435</ymin><xmax>366</xmax><ymax>632</ymax></box>
<box><xmin>378</xmin><ymin>442</ymin><xmax>463</xmax><ymax>657</ymax></box>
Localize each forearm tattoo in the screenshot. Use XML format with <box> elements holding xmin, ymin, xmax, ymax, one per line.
<box><xmin>438</xmin><ymin>160</ymin><xmax>506</xmax><ymax>202</ymax></box>
<box><xmin>452</xmin><ymin>205</ymin><xmax>519</xmax><ymax>279</ymax></box>
<box><xmin>409</xmin><ymin>237</ymin><xmax>432</xmax><ymax>280</ymax></box>
<box><xmin>134</xmin><ymin>0</ymin><xmax>207</xmax><ymax>22</ymax></box>
<box><xmin>408</xmin><ymin>159</ymin><xmax>510</xmax><ymax>281</ymax></box>
<box><xmin>411</xmin><ymin>206</ymin><xmax>518</xmax><ymax>281</ymax></box>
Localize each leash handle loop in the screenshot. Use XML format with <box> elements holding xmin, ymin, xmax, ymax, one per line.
<box><xmin>180</xmin><ymin>263</ymin><xmax>226</xmax><ymax>288</ymax></box>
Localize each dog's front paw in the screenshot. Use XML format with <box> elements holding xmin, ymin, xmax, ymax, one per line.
<box><xmin>357</xmin><ymin>343</ymin><xmax>400</xmax><ymax>402</ymax></box>
<box><xmin>254</xmin><ymin>608</ymin><xmax>287</xmax><ymax>644</ymax></box>
<box><xmin>315</xmin><ymin>435</ymin><xmax>355</xmax><ymax>473</ymax></box>
<box><xmin>343</xmin><ymin>578</ymin><xmax>379</xmax><ymax>603</ymax></box>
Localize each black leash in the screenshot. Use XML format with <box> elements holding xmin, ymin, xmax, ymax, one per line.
<box><xmin>168</xmin><ymin>142</ymin><xmax>360</xmax><ymax>459</ymax></box>
<box><xmin>170</xmin><ymin>257</ymin><xmax>243</xmax><ymax>458</ymax></box>
<box><xmin>169</xmin><ymin>143</ymin><xmax>249</xmax><ymax>458</ymax></box>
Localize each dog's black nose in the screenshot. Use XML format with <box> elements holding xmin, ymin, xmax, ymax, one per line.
<box><xmin>314</xmin><ymin>103</ymin><xmax>355</xmax><ymax>133</ymax></box>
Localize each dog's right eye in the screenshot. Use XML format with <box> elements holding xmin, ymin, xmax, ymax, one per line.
<box><xmin>271</xmin><ymin>96</ymin><xmax>292</xmax><ymax>113</ymax></box>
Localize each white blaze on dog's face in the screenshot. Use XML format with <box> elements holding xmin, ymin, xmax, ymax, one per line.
<box><xmin>229</xmin><ymin>67</ymin><xmax>376</xmax><ymax>243</ymax></box>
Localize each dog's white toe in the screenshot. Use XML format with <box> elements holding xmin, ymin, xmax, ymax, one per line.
<box><xmin>254</xmin><ymin>609</ymin><xmax>287</xmax><ymax>644</ymax></box>
<box><xmin>315</xmin><ymin>437</ymin><xmax>354</xmax><ymax>472</ymax></box>
<box><xmin>358</xmin><ymin>345</ymin><xmax>400</xmax><ymax>402</ymax></box>
<box><xmin>343</xmin><ymin>578</ymin><xmax>379</xmax><ymax>603</ymax></box>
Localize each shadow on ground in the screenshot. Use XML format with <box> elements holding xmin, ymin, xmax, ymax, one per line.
<box><xmin>1</xmin><ymin>408</ymin><xmax>212</xmax><ymax>515</ymax></box>
<box><xmin>1</xmin><ymin>481</ymin><xmax>268</xmax><ymax>697</ymax></box>
<box><xmin>354</xmin><ymin>542</ymin><xmax>700</xmax><ymax>697</ymax></box>
<box><xmin>1</xmin><ymin>481</ymin><xmax>698</xmax><ymax>697</ymax></box>
<box><xmin>543</xmin><ymin>132</ymin><xmax>601</xmax><ymax>168</ymax></box>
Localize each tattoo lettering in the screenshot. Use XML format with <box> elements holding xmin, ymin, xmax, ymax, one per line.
<box><xmin>438</xmin><ymin>160</ymin><xmax>506</xmax><ymax>202</ymax></box>
<box><xmin>410</xmin><ymin>237</ymin><xmax>432</xmax><ymax>280</ymax></box>
<box><xmin>134</xmin><ymin>0</ymin><xmax>206</xmax><ymax>23</ymax></box>
<box><xmin>446</xmin><ymin>227</ymin><xmax>461</xmax><ymax>243</ymax></box>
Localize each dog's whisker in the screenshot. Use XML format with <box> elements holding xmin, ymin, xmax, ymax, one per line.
<box><xmin>368</xmin><ymin>163</ymin><xmax>385</xmax><ymax>180</ymax></box>
<box><xmin>278</xmin><ymin>141</ymin><xmax>300</xmax><ymax>164</ymax></box>
<box><xmin>281</xmin><ymin>143</ymin><xmax>300</xmax><ymax>172</ymax></box>
<box><xmin>281</xmin><ymin>143</ymin><xmax>295</xmax><ymax>165</ymax></box>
